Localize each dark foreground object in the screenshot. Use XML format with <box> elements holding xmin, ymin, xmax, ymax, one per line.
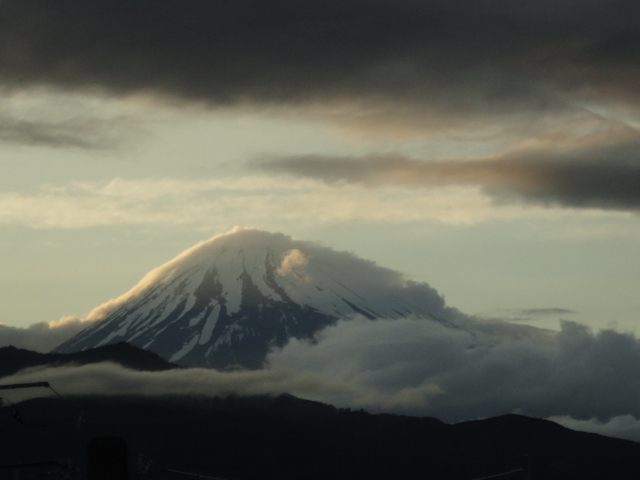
<box><xmin>88</xmin><ymin>436</ymin><xmax>129</xmax><ymax>480</ymax></box>
<box><xmin>1</xmin><ymin>394</ymin><xmax>639</xmax><ymax>480</ymax></box>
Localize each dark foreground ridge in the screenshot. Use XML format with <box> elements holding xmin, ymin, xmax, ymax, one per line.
<box><xmin>1</xmin><ymin>393</ymin><xmax>640</xmax><ymax>480</ymax></box>
<box><xmin>0</xmin><ymin>342</ymin><xmax>180</xmax><ymax>378</ymax></box>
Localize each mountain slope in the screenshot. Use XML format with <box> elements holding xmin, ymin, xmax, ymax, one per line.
<box><xmin>54</xmin><ymin>228</ymin><xmax>451</xmax><ymax>368</ymax></box>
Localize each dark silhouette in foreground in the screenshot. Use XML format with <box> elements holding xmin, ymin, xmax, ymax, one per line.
<box><xmin>0</xmin><ymin>342</ymin><xmax>180</xmax><ymax>379</ymax></box>
<box><xmin>1</xmin><ymin>393</ymin><xmax>640</xmax><ymax>480</ymax></box>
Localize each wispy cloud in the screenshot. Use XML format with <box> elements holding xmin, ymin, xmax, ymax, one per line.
<box><xmin>519</xmin><ymin>308</ymin><xmax>577</xmax><ymax>317</ymax></box>
<box><xmin>0</xmin><ymin>113</ymin><xmax>133</xmax><ymax>149</ymax></box>
<box><xmin>0</xmin><ymin>176</ymin><xmax>595</xmax><ymax>230</ymax></box>
<box><xmin>0</xmin><ymin>91</ymin><xmax>143</xmax><ymax>149</ymax></box>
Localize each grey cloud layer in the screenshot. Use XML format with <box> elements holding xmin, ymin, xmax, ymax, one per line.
<box><xmin>1</xmin><ymin>0</ymin><xmax>638</xmax><ymax>114</ymax></box>
<box><xmin>268</xmin><ymin>317</ymin><xmax>640</xmax><ymax>426</ymax></box>
<box><xmin>0</xmin><ymin>362</ymin><xmax>353</xmax><ymax>406</ymax></box>
<box><xmin>258</xmin><ymin>136</ymin><xmax>640</xmax><ymax>211</ymax></box>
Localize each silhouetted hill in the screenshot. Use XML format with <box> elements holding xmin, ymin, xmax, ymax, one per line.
<box><xmin>2</xmin><ymin>393</ymin><xmax>640</xmax><ymax>480</ymax></box>
<box><xmin>0</xmin><ymin>342</ymin><xmax>180</xmax><ymax>378</ymax></box>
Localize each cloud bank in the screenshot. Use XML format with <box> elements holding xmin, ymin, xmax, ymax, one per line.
<box><xmin>268</xmin><ymin>317</ymin><xmax>640</xmax><ymax>425</ymax></box>
<box><xmin>1</xmin><ymin>0</ymin><xmax>639</xmax><ymax>119</ymax></box>
<box><xmin>258</xmin><ymin>131</ymin><xmax>640</xmax><ymax>212</ymax></box>
<box><xmin>0</xmin><ymin>316</ymin><xmax>91</xmax><ymax>352</ymax></box>
<box><xmin>2</xmin><ymin>0</ymin><xmax>638</xmax><ymax>218</ymax></box>
<box><xmin>0</xmin><ymin>363</ymin><xmax>353</xmax><ymax>405</ymax></box>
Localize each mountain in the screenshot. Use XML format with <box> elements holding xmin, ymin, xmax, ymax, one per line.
<box><xmin>53</xmin><ymin>228</ymin><xmax>452</xmax><ymax>368</ymax></box>
<box><xmin>3</xmin><ymin>393</ymin><xmax>640</xmax><ymax>480</ymax></box>
<box><xmin>0</xmin><ymin>343</ymin><xmax>180</xmax><ymax>379</ymax></box>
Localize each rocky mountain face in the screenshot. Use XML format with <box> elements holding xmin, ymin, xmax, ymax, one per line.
<box><xmin>53</xmin><ymin>228</ymin><xmax>450</xmax><ymax>368</ymax></box>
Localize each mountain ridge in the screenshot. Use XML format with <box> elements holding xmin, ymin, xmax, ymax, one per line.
<box><xmin>54</xmin><ymin>228</ymin><xmax>452</xmax><ymax>368</ymax></box>
<box><xmin>0</xmin><ymin>342</ymin><xmax>180</xmax><ymax>379</ymax></box>
<box><xmin>3</xmin><ymin>393</ymin><xmax>640</xmax><ymax>480</ymax></box>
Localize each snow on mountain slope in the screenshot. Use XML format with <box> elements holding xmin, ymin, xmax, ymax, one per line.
<box><xmin>53</xmin><ymin>227</ymin><xmax>452</xmax><ymax>368</ymax></box>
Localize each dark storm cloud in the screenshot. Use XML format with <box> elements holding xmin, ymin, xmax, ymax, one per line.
<box><xmin>0</xmin><ymin>0</ymin><xmax>639</xmax><ymax>115</ymax></box>
<box><xmin>257</xmin><ymin>135</ymin><xmax>640</xmax><ymax>211</ymax></box>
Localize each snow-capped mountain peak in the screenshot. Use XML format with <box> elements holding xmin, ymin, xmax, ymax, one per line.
<box><xmin>54</xmin><ymin>228</ymin><xmax>449</xmax><ymax>368</ymax></box>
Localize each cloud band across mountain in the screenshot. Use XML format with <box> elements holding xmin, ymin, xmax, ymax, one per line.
<box><xmin>6</xmin><ymin>317</ymin><xmax>640</xmax><ymax>442</ymax></box>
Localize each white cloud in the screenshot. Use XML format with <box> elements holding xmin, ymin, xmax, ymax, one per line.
<box><xmin>276</xmin><ymin>249</ymin><xmax>309</xmax><ymax>279</ymax></box>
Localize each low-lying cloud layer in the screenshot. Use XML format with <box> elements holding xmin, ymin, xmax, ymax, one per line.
<box><xmin>5</xmin><ymin>315</ymin><xmax>640</xmax><ymax>441</ymax></box>
<box><xmin>269</xmin><ymin>317</ymin><xmax>640</xmax><ymax>427</ymax></box>
<box><xmin>0</xmin><ymin>362</ymin><xmax>353</xmax><ymax>406</ymax></box>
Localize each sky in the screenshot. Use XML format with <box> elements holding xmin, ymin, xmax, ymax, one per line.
<box><xmin>3</xmin><ymin>0</ymin><xmax>640</xmax><ymax>443</ymax></box>
<box><xmin>1</xmin><ymin>0</ymin><xmax>640</xmax><ymax>338</ymax></box>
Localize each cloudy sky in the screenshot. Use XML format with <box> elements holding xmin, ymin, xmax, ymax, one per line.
<box><xmin>2</xmin><ymin>0</ymin><xmax>640</xmax><ymax>339</ymax></box>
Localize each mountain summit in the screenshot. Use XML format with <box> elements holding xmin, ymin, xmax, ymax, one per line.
<box><xmin>54</xmin><ymin>228</ymin><xmax>450</xmax><ymax>368</ymax></box>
